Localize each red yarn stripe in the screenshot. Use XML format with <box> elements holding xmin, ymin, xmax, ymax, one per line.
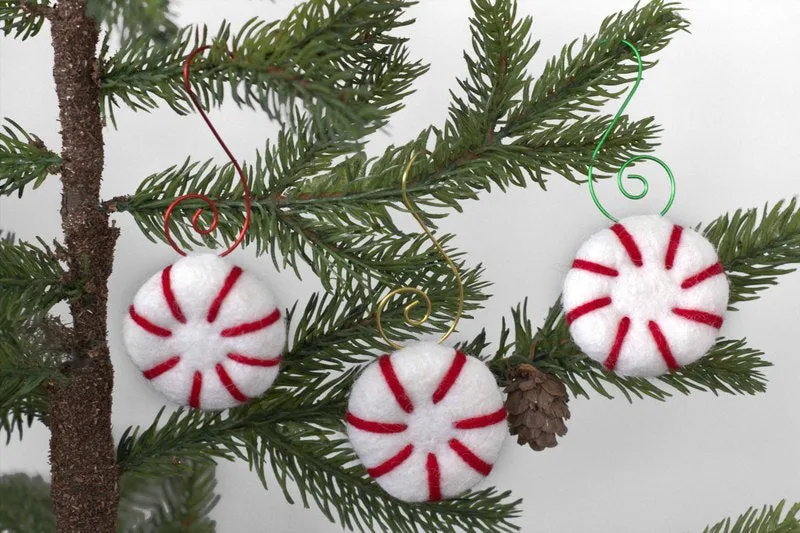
<box><xmin>379</xmin><ymin>355</ymin><xmax>414</xmax><ymax>413</ymax></box>
<box><xmin>189</xmin><ymin>371</ymin><xmax>203</xmax><ymax>408</ymax></box>
<box><xmin>566</xmin><ymin>297</ymin><xmax>612</xmax><ymax>325</ymax></box>
<box><xmin>672</xmin><ymin>308</ymin><xmax>724</xmax><ymax>329</ymax></box>
<box><xmin>603</xmin><ymin>316</ymin><xmax>631</xmax><ymax>371</ymax></box>
<box><xmin>227</xmin><ymin>352</ymin><xmax>280</xmax><ymax>367</ymax></box>
<box><xmin>611</xmin><ymin>223</ymin><xmax>643</xmax><ymax>267</ymax></box>
<box><xmin>207</xmin><ymin>266</ymin><xmax>243</xmax><ymax>323</ymax></box>
<box><xmin>449</xmin><ymin>439</ymin><xmax>492</xmax><ymax>476</ymax></box>
<box><xmin>454</xmin><ymin>407</ymin><xmax>507</xmax><ymax>429</ymax></box>
<box><xmin>346</xmin><ymin>412</ymin><xmax>408</xmax><ymax>434</ymax></box>
<box><xmin>647</xmin><ymin>321</ymin><xmax>679</xmax><ymax>370</ymax></box>
<box><xmin>432</xmin><ymin>351</ymin><xmax>467</xmax><ymax>404</ymax></box>
<box><xmin>161</xmin><ymin>265</ymin><xmax>186</xmax><ymax>323</ymax></box>
<box><xmin>426</xmin><ymin>453</ymin><xmax>442</xmax><ymax>502</ymax></box>
<box><xmin>220</xmin><ymin>308</ymin><xmax>281</xmax><ymax>337</ymax></box>
<box><xmin>216</xmin><ymin>363</ymin><xmax>248</xmax><ymax>402</ymax></box>
<box><xmin>571</xmin><ymin>259</ymin><xmax>619</xmax><ymax>277</ymax></box>
<box><xmin>129</xmin><ymin>306</ymin><xmax>172</xmax><ymax>337</ymax></box>
<box><xmin>367</xmin><ymin>444</ymin><xmax>414</xmax><ymax>478</ymax></box>
<box><xmin>681</xmin><ymin>262</ymin><xmax>724</xmax><ymax>289</ymax></box>
<box><xmin>142</xmin><ymin>356</ymin><xmax>181</xmax><ymax>380</ymax></box>
<box><xmin>665</xmin><ymin>225</ymin><xmax>683</xmax><ymax>270</ymax></box>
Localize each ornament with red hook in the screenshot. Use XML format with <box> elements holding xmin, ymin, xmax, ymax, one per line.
<box><xmin>122</xmin><ymin>46</ymin><xmax>285</xmax><ymax>411</ymax></box>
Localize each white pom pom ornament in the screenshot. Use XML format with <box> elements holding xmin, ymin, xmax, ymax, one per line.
<box><xmin>346</xmin><ymin>342</ymin><xmax>507</xmax><ymax>502</ymax></box>
<box><xmin>563</xmin><ymin>215</ymin><xmax>729</xmax><ymax>377</ymax></box>
<box><xmin>123</xmin><ymin>254</ymin><xmax>286</xmax><ymax>410</ymax></box>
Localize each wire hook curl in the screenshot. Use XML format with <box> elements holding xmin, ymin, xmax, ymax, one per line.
<box><xmin>587</xmin><ymin>40</ymin><xmax>676</xmax><ymax>222</ymax></box>
<box><xmin>375</xmin><ymin>151</ymin><xmax>465</xmax><ymax>350</ymax></box>
<box><xmin>163</xmin><ymin>45</ymin><xmax>251</xmax><ymax>257</ymax></box>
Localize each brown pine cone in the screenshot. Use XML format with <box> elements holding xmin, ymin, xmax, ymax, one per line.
<box><xmin>505</xmin><ymin>363</ymin><xmax>570</xmax><ymax>451</ymax></box>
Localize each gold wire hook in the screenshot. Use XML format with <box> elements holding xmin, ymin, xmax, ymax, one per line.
<box><xmin>375</xmin><ymin>151</ymin><xmax>465</xmax><ymax>350</ymax></box>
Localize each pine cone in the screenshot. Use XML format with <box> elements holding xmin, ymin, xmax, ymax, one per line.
<box><xmin>505</xmin><ymin>364</ymin><xmax>570</xmax><ymax>451</ymax></box>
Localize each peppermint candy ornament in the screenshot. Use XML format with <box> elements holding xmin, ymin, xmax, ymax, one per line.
<box><xmin>563</xmin><ymin>215</ymin><xmax>728</xmax><ymax>377</ymax></box>
<box><xmin>347</xmin><ymin>342</ymin><xmax>507</xmax><ymax>502</ymax></box>
<box><xmin>123</xmin><ymin>254</ymin><xmax>285</xmax><ymax>410</ymax></box>
<box><xmin>122</xmin><ymin>47</ymin><xmax>287</xmax><ymax>410</ymax></box>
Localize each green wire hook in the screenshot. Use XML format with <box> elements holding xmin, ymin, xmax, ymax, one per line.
<box><xmin>587</xmin><ymin>40</ymin><xmax>676</xmax><ymax>222</ymax></box>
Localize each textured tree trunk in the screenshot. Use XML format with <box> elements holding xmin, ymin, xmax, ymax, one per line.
<box><xmin>48</xmin><ymin>0</ymin><xmax>120</xmax><ymax>531</ymax></box>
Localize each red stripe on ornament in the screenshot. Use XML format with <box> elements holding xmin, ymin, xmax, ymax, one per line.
<box><xmin>161</xmin><ymin>265</ymin><xmax>186</xmax><ymax>323</ymax></box>
<box><xmin>220</xmin><ymin>308</ymin><xmax>281</xmax><ymax>337</ymax></box>
<box><xmin>603</xmin><ymin>316</ymin><xmax>631</xmax><ymax>371</ymax></box>
<box><xmin>367</xmin><ymin>444</ymin><xmax>414</xmax><ymax>478</ymax></box>
<box><xmin>432</xmin><ymin>351</ymin><xmax>467</xmax><ymax>404</ymax></box>
<box><xmin>216</xmin><ymin>363</ymin><xmax>248</xmax><ymax>403</ymax></box>
<box><xmin>227</xmin><ymin>352</ymin><xmax>280</xmax><ymax>367</ymax></box>
<box><xmin>142</xmin><ymin>356</ymin><xmax>181</xmax><ymax>380</ymax></box>
<box><xmin>346</xmin><ymin>412</ymin><xmax>408</xmax><ymax>434</ymax></box>
<box><xmin>672</xmin><ymin>308</ymin><xmax>724</xmax><ymax>329</ymax></box>
<box><xmin>571</xmin><ymin>259</ymin><xmax>619</xmax><ymax>277</ymax></box>
<box><xmin>647</xmin><ymin>321</ymin><xmax>679</xmax><ymax>370</ymax></box>
<box><xmin>426</xmin><ymin>453</ymin><xmax>442</xmax><ymax>502</ymax></box>
<box><xmin>611</xmin><ymin>223</ymin><xmax>644</xmax><ymax>267</ymax></box>
<box><xmin>189</xmin><ymin>371</ymin><xmax>203</xmax><ymax>408</ymax></box>
<box><xmin>454</xmin><ymin>407</ymin><xmax>507</xmax><ymax>429</ymax></box>
<box><xmin>665</xmin><ymin>225</ymin><xmax>683</xmax><ymax>270</ymax></box>
<box><xmin>129</xmin><ymin>306</ymin><xmax>172</xmax><ymax>337</ymax></box>
<box><xmin>207</xmin><ymin>266</ymin><xmax>243</xmax><ymax>323</ymax></box>
<box><xmin>681</xmin><ymin>262</ymin><xmax>724</xmax><ymax>289</ymax></box>
<box><xmin>379</xmin><ymin>355</ymin><xmax>414</xmax><ymax>413</ymax></box>
<box><xmin>566</xmin><ymin>297</ymin><xmax>612</xmax><ymax>324</ymax></box>
<box><xmin>449</xmin><ymin>439</ymin><xmax>492</xmax><ymax>476</ymax></box>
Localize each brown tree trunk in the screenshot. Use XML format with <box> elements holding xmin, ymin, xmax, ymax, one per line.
<box><xmin>48</xmin><ymin>1</ymin><xmax>120</xmax><ymax>531</ymax></box>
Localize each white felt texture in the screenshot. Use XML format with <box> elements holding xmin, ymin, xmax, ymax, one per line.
<box><xmin>346</xmin><ymin>342</ymin><xmax>507</xmax><ymax>503</ymax></box>
<box><xmin>562</xmin><ymin>215</ymin><xmax>729</xmax><ymax>377</ymax></box>
<box><xmin>122</xmin><ymin>254</ymin><xmax>286</xmax><ymax>410</ymax></box>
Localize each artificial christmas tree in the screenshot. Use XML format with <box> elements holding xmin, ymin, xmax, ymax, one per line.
<box><xmin>1</xmin><ymin>1</ymin><xmax>799</xmax><ymax>532</ymax></box>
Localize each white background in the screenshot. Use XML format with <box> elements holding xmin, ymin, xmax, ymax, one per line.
<box><xmin>2</xmin><ymin>1</ymin><xmax>800</xmax><ymax>532</ymax></box>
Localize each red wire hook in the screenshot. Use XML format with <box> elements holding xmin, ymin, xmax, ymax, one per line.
<box><xmin>163</xmin><ymin>45</ymin><xmax>251</xmax><ymax>257</ymax></box>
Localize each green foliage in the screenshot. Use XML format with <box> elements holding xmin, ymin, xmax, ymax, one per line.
<box><xmin>0</xmin><ymin>0</ymin><xmax>48</xmax><ymax>40</ymax></box>
<box><xmin>703</xmin><ymin>198</ymin><xmax>800</xmax><ymax>308</ymax></box>
<box><xmin>120</xmin><ymin>160</ymin><xmax>485</xmax><ymax>290</ymax></box>
<box><xmin>254</xmin><ymin>422</ymin><xmax>520</xmax><ymax>533</ymax></box>
<box><xmin>118</xmin><ymin>462</ymin><xmax>218</xmax><ymax>533</ymax></box>
<box><xmin>117</xmin><ymin>405</ymin><xmax>521</xmax><ymax>533</ymax></box>
<box><xmin>0</xmin><ymin>233</ymin><xmax>56</xmax><ymax>442</ymax></box>
<box><xmin>99</xmin><ymin>1</ymin><xmax>423</xmax><ymax>128</ymax></box>
<box><xmin>0</xmin><ymin>467</ymin><xmax>218</xmax><ymax>533</ymax></box>
<box><xmin>0</xmin><ymin>118</ymin><xmax>61</xmax><ymax>197</ymax></box>
<box><xmin>0</xmin><ymin>316</ymin><xmax>64</xmax><ymax>443</ymax></box>
<box><xmin>703</xmin><ymin>500</ymin><xmax>800</xmax><ymax>533</ymax></box>
<box><xmin>0</xmin><ymin>237</ymin><xmax>72</xmax><ymax>322</ymax></box>
<box><xmin>488</xmin><ymin>299</ymin><xmax>770</xmax><ymax>402</ymax></box>
<box><xmin>503</xmin><ymin>0</ymin><xmax>689</xmax><ymax>136</ymax></box>
<box><xmin>0</xmin><ymin>474</ymin><xmax>56</xmax><ymax>533</ymax></box>
<box><xmin>88</xmin><ymin>0</ymin><xmax>177</xmax><ymax>45</ymax></box>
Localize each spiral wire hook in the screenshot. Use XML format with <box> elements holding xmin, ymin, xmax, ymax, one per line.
<box><xmin>375</xmin><ymin>151</ymin><xmax>465</xmax><ymax>350</ymax></box>
<box><xmin>587</xmin><ymin>40</ymin><xmax>676</xmax><ymax>222</ymax></box>
<box><xmin>163</xmin><ymin>45</ymin><xmax>251</xmax><ymax>257</ymax></box>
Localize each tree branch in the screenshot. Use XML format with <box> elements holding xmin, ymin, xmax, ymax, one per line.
<box><xmin>48</xmin><ymin>0</ymin><xmax>120</xmax><ymax>530</ymax></box>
